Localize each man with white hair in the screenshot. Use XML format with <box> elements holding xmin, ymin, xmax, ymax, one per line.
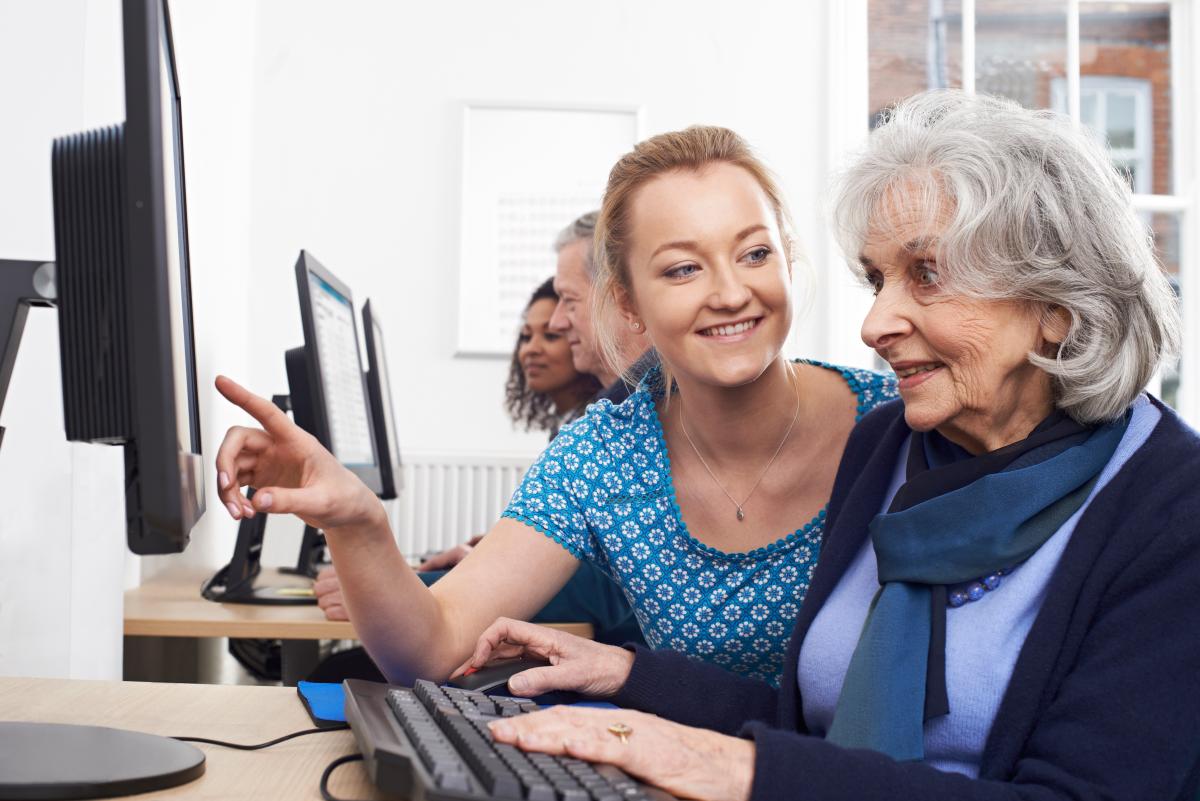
<box><xmin>549</xmin><ymin>210</ymin><xmax>655</xmax><ymax>408</ymax></box>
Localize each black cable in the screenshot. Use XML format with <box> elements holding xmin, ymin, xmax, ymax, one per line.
<box><xmin>320</xmin><ymin>753</ymin><xmax>367</xmax><ymax>801</ymax></box>
<box><xmin>172</xmin><ymin>724</ymin><xmax>349</xmax><ymax>750</ymax></box>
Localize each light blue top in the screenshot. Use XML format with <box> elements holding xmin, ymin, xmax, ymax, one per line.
<box><xmin>503</xmin><ymin>361</ymin><xmax>898</xmax><ymax>686</ymax></box>
<box><xmin>797</xmin><ymin>394</ymin><xmax>1161</xmax><ymax>775</ymax></box>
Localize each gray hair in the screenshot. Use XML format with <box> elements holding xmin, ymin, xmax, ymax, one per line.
<box><xmin>832</xmin><ymin>89</ymin><xmax>1180</xmax><ymax>424</ymax></box>
<box><xmin>554</xmin><ymin>210</ymin><xmax>600</xmax><ymax>278</ymax></box>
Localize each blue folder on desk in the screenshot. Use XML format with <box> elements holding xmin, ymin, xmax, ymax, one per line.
<box><xmin>297</xmin><ymin>681</ymin><xmax>348</xmax><ymax>726</ymax></box>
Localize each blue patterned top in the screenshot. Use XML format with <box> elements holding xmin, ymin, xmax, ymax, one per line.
<box><xmin>502</xmin><ymin>360</ymin><xmax>898</xmax><ymax>685</ymax></box>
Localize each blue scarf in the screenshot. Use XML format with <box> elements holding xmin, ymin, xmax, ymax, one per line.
<box><xmin>825</xmin><ymin>411</ymin><xmax>1129</xmax><ymax>761</ymax></box>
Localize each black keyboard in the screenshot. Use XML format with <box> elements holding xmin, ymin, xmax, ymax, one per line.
<box><xmin>343</xmin><ymin>678</ymin><xmax>674</xmax><ymax>801</ymax></box>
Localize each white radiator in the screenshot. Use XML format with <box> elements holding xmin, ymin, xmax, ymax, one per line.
<box><xmin>388</xmin><ymin>452</ymin><xmax>535</xmax><ymax>556</ymax></box>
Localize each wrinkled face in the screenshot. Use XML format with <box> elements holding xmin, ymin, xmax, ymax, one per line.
<box><xmin>623</xmin><ymin>163</ymin><xmax>793</xmax><ymax>389</ymax></box>
<box><xmin>858</xmin><ymin>191</ymin><xmax>1060</xmax><ymax>452</ymax></box>
<box><xmin>549</xmin><ymin>238</ymin><xmax>604</xmax><ymax>378</ymax></box>
<box><xmin>518</xmin><ymin>298</ymin><xmax>579</xmax><ymax>394</ymax></box>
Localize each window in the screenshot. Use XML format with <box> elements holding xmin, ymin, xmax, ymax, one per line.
<box><xmin>1053</xmin><ymin>77</ymin><xmax>1153</xmax><ymax>193</ymax></box>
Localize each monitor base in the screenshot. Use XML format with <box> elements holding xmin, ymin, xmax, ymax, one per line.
<box><xmin>204</xmin><ymin>580</ymin><xmax>319</xmax><ymax>606</ymax></box>
<box><xmin>0</xmin><ymin>722</ymin><xmax>204</xmax><ymax>800</ymax></box>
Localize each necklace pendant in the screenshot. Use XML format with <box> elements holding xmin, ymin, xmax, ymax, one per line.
<box><xmin>736</xmin><ymin>507</ymin><xmax>745</xmax><ymax>522</ymax></box>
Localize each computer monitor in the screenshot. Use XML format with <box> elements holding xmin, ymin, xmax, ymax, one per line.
<box><xmin>0</xmin><ymin>4</ymin><xmax>203</xmax><ymax>548</ymax></box>
<box><xmin>0</xmin><ymin>0</ymin><xmax>208</xmax><ymax>796</ymax></box>
<box><xmin>53</xmin><ymin>0</ymin><xmax>204</xmax><ymax>553</ymax></box>
<box><xmin>294</xmin><ymin>250</ymin><xmax>383</xmax><ymax>494</ymax></box>
<box><xmin>202</xmin><ymin>252</ymin><xmax>386</xmax><ymax>603</ymax></box>
<box><xmin>362</xmin><ymin>299</ymin><xmax>403</xmax><ymax>500</ymax></box>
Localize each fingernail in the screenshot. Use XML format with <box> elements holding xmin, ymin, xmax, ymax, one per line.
<box><xmin>489</xmin><ymin>721</ymin><xmax>514</xmax><ymax>740</ymax></box>
<box><xmin>257</xmin><ymin>492</ymin><xmax>273</xmax><ymax>510</ymax></box>
<box><xmin>508</xmin><ymin>675</ymin><xmax>527</xmax><ymax>693</ymax></box>
<box><xmin>218</xmin><ymin>471</ymin><xmax>230</xmax><ymax>490</ymax></box>
<box><xmin>226</xmin><ymin>501</ymin><xmax>240</xmax><ymax>518</ymax></box>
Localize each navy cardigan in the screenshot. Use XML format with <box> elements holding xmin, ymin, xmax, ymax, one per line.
<box><xmin>612</xmin><ymin>398</ymin><xmax>1200</xmax><ymax>801</ymax></box>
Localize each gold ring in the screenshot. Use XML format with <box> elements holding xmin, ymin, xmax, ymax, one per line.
<box><xmin>607</xmin><ymin>722</ymin><xmax>633</xmax><ymax>743</ymax></box>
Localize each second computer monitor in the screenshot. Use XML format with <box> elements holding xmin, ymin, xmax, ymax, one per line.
<box><xmin>362</xmin><ymin>299</ymin><xmax>403</xmax><ymax>500</ymax></box>
<box><xmin>293</xmin><ymin>250</ymin><xmax>382</xmax><ymax>494</ymax></box>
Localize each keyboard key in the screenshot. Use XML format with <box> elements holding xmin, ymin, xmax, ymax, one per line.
<box><xmin>526</xmin><ymin>786</ymin><xmax>556</xmax><ymax>801</ymax></box>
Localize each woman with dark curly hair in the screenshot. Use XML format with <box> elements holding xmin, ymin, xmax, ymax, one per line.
<box><xmin>505</xmin><ymin>278</ymin><xmax>601</xmax><ymax>435</ymax></box>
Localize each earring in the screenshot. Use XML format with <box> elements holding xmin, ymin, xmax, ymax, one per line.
<box><xmin>631</xmin><ymin>321</ymin><xmax>642</xmax><ymax>331</ymax></box>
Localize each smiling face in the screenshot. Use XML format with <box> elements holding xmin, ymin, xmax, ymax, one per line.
<box><xmin>858</xmin><ymin>189</ymin><xmax>1064</xmax><ymax>453</ymax></box>
<box><xmin>519</xmin><ymin>297</ymin><xmax>580</xmax><ymax>395</ymax></box>
<box><xmin>622</xmin><ymin>163</ymin><xmax>793</xmax><ymax>389</ymax></box>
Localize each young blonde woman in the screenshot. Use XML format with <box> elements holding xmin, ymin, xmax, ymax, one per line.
<box><xmin>214</xmin><ymin>126</ymin><xmax>895</xmax><ymax>686</ymax></box>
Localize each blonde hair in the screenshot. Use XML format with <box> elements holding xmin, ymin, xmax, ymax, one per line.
<box><xmin>593</xmin><ymin>125</ymin><xmax>800</xmax><ymax>390</ymax></box>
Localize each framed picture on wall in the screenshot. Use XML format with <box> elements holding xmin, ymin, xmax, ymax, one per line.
<box><xmin>455</xmin><ymin>101</ymin><xmax>643</xmax><ymax>357</ymax></box>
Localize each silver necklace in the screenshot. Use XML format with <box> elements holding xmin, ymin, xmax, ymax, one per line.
<box><xmin>678</xmin><ymin>365</ymin><xmax>802</xmax><ymax>522</ymax></box>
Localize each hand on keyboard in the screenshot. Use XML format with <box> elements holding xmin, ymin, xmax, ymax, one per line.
<box><xmin>488</xmin><ymin>705</ymin><xmax>757</xmax><ymax>801</ymax></box>
<box><xmin>453</xmin><ymin>617</ymin><xmax>635</xmax><ymax>698</ymax></box>
<box><xmin>373</xmin><ymin>679</ymin><xmax>662</xmax><ymax>801</ymax></box>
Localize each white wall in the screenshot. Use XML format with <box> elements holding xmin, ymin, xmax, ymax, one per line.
<box><xmin>0</xmin><ymin>0</ymin><xmax>127</xmax><ymax>679</ymax></box>
<box><xmin>1</xmin><ymin>0</ymin><xmax>869</xmax><ymax>679</ymax></box>
<box><xmin>242</xmin><ymin>2</ymin><xmax>838</xmax><ymax>460</ymax></box>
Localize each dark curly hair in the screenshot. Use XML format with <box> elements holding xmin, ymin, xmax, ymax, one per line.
<box><xmin>505</xmin><ymin>278</ymin><xmax>602</xmax><ymax>433</ymax></box>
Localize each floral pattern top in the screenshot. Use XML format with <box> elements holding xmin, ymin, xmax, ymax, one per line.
<box><xmin>502</xmin><ymin>360</ymin><xmax>898</xmax><ymax>686</ymax></box>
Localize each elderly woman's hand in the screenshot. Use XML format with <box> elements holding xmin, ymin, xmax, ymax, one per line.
<box><xmin>488</xmin><ymin>707</ymin><xmax>755</xmax><ymax>801</ymax></box>
<box><xmin>452</xmin><ymin>617</ymin><xmax>633</xmax><ymax>698</ymax></box>
<box><xmin>214</xmin><ymin>375</ymin><xmax>387</xmax><ymax>534</ymax></box>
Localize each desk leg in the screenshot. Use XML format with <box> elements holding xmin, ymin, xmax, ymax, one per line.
<box><xmin>280</xmin><ymin>639</ymin><xmax>321</xmax><ymax>685</ymax></box>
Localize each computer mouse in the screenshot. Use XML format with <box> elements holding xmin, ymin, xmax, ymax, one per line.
<box><xmin>445</xmin><ymin>657</ymin><xmax>553</xmax><ymax>694</ymax></box>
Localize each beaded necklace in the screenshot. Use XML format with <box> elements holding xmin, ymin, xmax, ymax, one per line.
<box><xmin>947</xmin><ymin>566</ymin><xmax>1015</xmax><ymax>608</ymax></box>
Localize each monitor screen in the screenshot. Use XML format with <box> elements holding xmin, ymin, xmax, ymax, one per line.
<box><xmin>157</xmin><ymin>1</ymin><xmax>200</xmax><ymax>456</ymax></box>
<box><xmin>363</xmin><ymin>299</ymin><xmax>403</xmax><ymax>498</ymax></box>
<box><xmin>370</xmin><ymin>315</ymin><xmax>401</xmax><ymax>468</ymax></box>
<box><xmin>305</xmin><ymin>268</ymin><xmax>376</xmax><ymax>468</ymax></box>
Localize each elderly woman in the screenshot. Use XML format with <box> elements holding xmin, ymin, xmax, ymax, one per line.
<box><xmin>459</xmin><ymin>90</ymin><xmax>1200</xmax><ymax>801</ymax></box>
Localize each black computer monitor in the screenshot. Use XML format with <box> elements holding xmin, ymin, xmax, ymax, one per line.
<box><xmin>0</xmin><ymin>0</ymin><xmax>208</xmax><ymax>796</ymax></box>
<box><xmin>293</xmin><ymin>250</ymin><xmax>383</xmax><ymax>494</ymax></box>
<box><xmin>202</xmin><ymin>252</ymin><xmax>386</xmax><ymax>603</ymax></box>
<box><xmin>0</xmin><ymin>1</ymin><xmax>203</xmax><ymax>550</ymax></box>
<box><xmin>52</xmin><ymin>0</ymin><xmax>203</xmax><ymax>553</ymax></box>
<box><xmin>362</xmin><ymin>299</ymin><xmax>403</xmax><ymax>500</ymax></box>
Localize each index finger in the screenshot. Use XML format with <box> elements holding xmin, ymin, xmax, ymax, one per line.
<box><xmin>215</xmin><ymin>375</ymin><xmax>294</xmax><ymax>437</ymax></box>
<box><xmin>466</xmin><ymin>618</ymin><xmax>552</xmax><ymax>670</ymax></box>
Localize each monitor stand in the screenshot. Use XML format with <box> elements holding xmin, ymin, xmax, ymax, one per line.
<box><xmin>0</xmin><ymin>259</ymin><xmax>56</xmax><ymax>452</ymax></box>
<box><xmin>0</xmin><ymin>722</ymin><xmax>204</xmax><ymax>799</ymax></box>
<box><xmin>201</xmin><ymin>393</ymin><xmax>329</xmax><ymax>605</ymax></box>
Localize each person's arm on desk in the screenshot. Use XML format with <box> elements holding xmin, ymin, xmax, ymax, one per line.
<box><xmin>214</xmin><ymin>375</ymin><xmax>580</xmax><ymax>684</ymax></box>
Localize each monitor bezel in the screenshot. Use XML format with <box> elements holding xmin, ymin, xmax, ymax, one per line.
<box><xmin>362</xmin><ymin>299</ymin><xmax>403</xmax><ymax>500</ymax></box>
<box><xmin>121</xmin><ymin>0</ymin><xmax>205</xmax><ymax>551</ymax></box>
<box><xmin>293</xmin><ymin>250</ymin><xmax>383</xmax><ymax>494</ymax></box>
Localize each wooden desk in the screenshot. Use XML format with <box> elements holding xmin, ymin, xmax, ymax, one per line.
<box><xmin>0</xmin><ymin>677</ymin><xmax>384</xmax><ymax>800</ymax></box>
<box><xmin>125</xmin><ymin>566</ymin><xmax>357</xmax><ymax>640</ymax></box>
<box><xmin>125</xmin><ymin>566</ymin><xmax>594</xmax><ymax>683</ymax></box>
